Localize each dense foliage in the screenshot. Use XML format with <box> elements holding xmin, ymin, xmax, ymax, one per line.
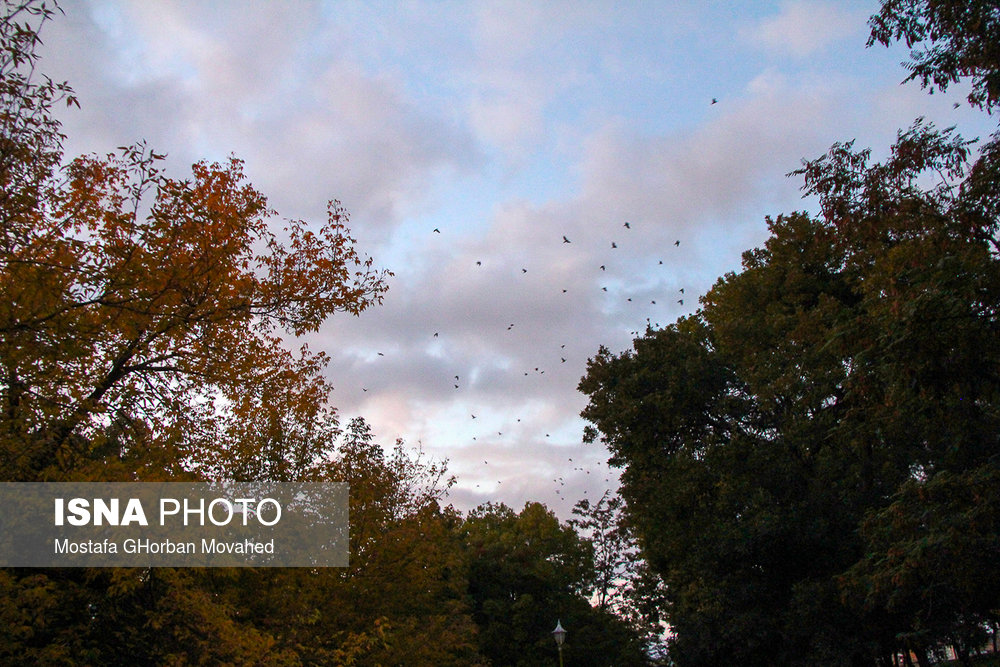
<box><xmin>580</xmin><ymin>2</ymin><xmax>1000</xmax><ymax>666</ymax></box>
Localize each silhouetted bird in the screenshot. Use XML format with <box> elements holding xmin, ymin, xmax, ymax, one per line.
<box><xmin>562</xmin><ymin>235</ymin><xmax>571</xmax><ymax>243</ymax></box>
<box><xmin>433</xmin><ymin>228</ymin><xmax>440</xmax><ymax>233</ymax></box>
<box><xmin>678</xmin><ymin>299</ymin><xmax>684</xmax><ymax>305</ymax></box>
<box><xmin>711</xmin><ymin>98</ymin><xmax>718</xmax><ymax>104</ymax></box>
<box><xmin>624</xmin><ymin>222</ymin><xmax>630</xmax><ymax>229</ymax></box>
<box><xmin>476</xmin><ymin>261</ymin><xmax>482</xmax><ymax>265</ymax></box>
<box><xmin>611</xmin><ymin>242</ymin><xmax>617</xmax><ymax>248</ymax></box>
<box><xmin>674</xmin><ymin>240</ymin><xmax>680</xmax><ymax>246</ymax></box>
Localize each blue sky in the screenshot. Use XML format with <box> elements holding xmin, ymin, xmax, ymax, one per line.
<box><xmin>41</xmin><ymin>0</ymin><xmax>994</xmax><ymax>517</ymax></box>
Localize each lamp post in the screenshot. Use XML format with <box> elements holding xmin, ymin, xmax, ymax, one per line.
<box><xmin>552</xmin><ymin>619</ymin><xmax>566</xmax><ymax>667</ymax></box>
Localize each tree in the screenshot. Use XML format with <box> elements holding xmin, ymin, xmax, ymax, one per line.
<box><xmin>842</xmin><ymin>466</ymin><xmax>1000</xmax><ymax>667</ymax></box>
<box><xmin>580</xmin><ymin>26</ymin><xmax>1000</xmax><ymax>667</ymax></box>
<box><xmin>461</xmin><ymin>501</ymin><xmax>653</xmax><ymax>667</ymax></box>
<box><xmin>868</xmin><ymin>0</ymin><xmax>1000</xmax><ymax>112</ymax></box>
<box><xmin>226</xmin><ymin>418</ymin><xmax>483</xmax><ymax>666</ymax></box>
<box><xmin>570</xmin><ymin>491</ymin><xmax>635</xmax><ymax>613</ymax></box>
<box><xmin>0</xmin><ymin>4</ymin><xmax>418</xmax><ymax>664</ymax></box>
<box><xmin>0</xmin><ymin>2</ymin><xmax>391</xmax><ymax>484</ymax></box>
<box><xmin>570</xmin><ymin>492</ymin><xmax>671</xmax><ymax>662</ymax></box>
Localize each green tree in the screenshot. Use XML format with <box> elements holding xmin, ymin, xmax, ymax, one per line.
<box><xmin>580</xmin><ymin>24</ymin><xmax>1000</xmax><ymax>667</ymax></box>
<box><xmin>842</xmin><ymin>466</ymin><xmax>1000</xmax><ymax>666</ymax></box>
<box><xmin>570</xmin><ymin>492</ymin><xmax>634</xmax><ymax>613</ymax></box>
<box><xmin>462</xmin><ymin>501</ymin><xmax>652</xmax><ymax>667</ymax></box>
<box><xmin>570</xmin><ymin>491</ymin><xmax>670</xmax><ymax>659</ymax></box>
<box><xmin>869</xmin><ymin>0</ymin><xmax>1000</xmax><ymax>112</ymax></box>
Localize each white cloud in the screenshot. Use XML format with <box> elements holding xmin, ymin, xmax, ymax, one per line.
<box><xmin>45</xmin><ymin>0</ymin><xmax>480</xmax><ymax>236</ymax></box>
<box><xmin>743</xmin><ymin>0</ymin><xmax>863</xmax><ymax>58</ymax></box>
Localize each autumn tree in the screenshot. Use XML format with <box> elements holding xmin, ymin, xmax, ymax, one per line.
<box><xmin>221</xmin><ymin>418</ymin><xmax>483</xmax><ymax>666</ymax></box>
<box><xmin>0</xmin><ymin>3</ymin><xmax>413</xmax><ymax>665</ymax></box>
<box><xmin>0</xmin><ymin>1</ymin><xmax>390</xmax><ymax>484</ymax></box>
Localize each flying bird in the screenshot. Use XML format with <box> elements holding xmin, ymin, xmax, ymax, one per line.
<box><xmin>711</xmin><ymin>98</ymin><xmax>718</xmax><ymax>105</ymax></box>
<box><xmin>624</xmin><ymin>221</ymin><xmax>630</xmax><ymax>229</ymax></box>
<box><xmin>674</xmin><ymin>240</ymin><xmax>680</xmax><ymax>246</ymax></box>
<box><xmin>562</xmin><ymin>235</ymin><xmax>571</xmax><ymax>243</ymax></box>
<box><xmin>433</xmin><ymin>228</ymin><xmax>440</xmax><ymax>233</ymax></box>
<box><xmin>476</xmin><ymin>261</ymin><xmax>482</xmax><ymax>266</ymax></box>
<box><xmin>611</xmin><ymin>242</ymin><xmax>617</xmax><ymax>248</ymax></box>
<box><xmin>600</xmin><ymin>265</ymin><xmax>605</xmax><ymax>271</ymax></box>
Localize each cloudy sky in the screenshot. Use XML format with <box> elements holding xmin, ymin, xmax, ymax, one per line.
<box><xmin>39</xmin><ymin>0</ymin><xmax>992</xmax><ymax>518</ymax></box>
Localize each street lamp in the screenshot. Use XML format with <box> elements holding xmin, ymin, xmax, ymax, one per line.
<box><xmin>552</xmin><ymin>619</ymin><xmax>567</xmax><ymax>667</ymax></box>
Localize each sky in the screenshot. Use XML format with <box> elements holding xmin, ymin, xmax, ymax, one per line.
<box><xmin>38</xmin><ymin>0</ymin><xmax>994</xmax><ymax>519</ymax></box>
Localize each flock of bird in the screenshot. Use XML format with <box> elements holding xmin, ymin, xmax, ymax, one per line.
<box><xmin>352</xmin><ymin>209</ymin><xmax>694</xmax><ymax>510</ymax></box>
<box><xmin>354</xmin><ymin>93</ymin><xmax>728</xmax><ymax>507</ymax></box>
